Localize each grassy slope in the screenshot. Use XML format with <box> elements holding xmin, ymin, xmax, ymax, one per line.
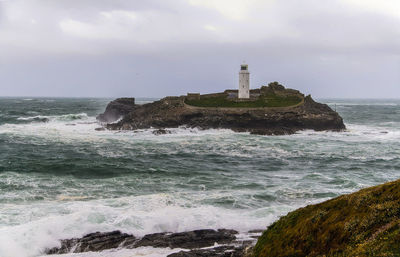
<box><xmin>185</xmin><ymin>95</ymin><xmax>302</xmax><ymax>108</ymax></box>
<box><xmin>253</xmin><ymin>179</ymin><xmax>400</xmax><ymax>257</ymax></box>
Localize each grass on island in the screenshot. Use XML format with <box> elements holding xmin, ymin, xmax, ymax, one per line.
<box><xmin>185</xmin><ymin>95</ymin><xmax>302</xmax><ymax>108</ymax></box>
<box><xmin>253</xmin><ymin>179</ymin><xmax>400</xmax><ymax>257</ymax></box>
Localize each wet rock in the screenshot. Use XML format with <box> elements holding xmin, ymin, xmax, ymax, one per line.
<box><xmin>33</xmin><ymin>117</ymin><xmax>49</xmax><ymax>123</ymax></box>
<box><xmin>46</xmin><ymin>229</ymin><xmax>239</xmax><ymax>255</ymax></box>
<box><xmin>95</xmin><ymin>127</ymin><xmax>105</xmax><ymax>131</ymax></box>
<box><xmin>168</xmin><ymin>244</ymin><xmax>254</xmax><ymax>257</ymax></box>
<box><xmin>152</xmin><ymin>129</ymin><xmax>171</xmax><ymax>135</ymax></box>
<box><xmin>97</xmin><ymin>98</ymin><xmax>136</xmax><ymax>123</ymax></box>
<box><xmin>248</xmin><ymin>127</ymin><xmax>295</xmax><ymax>136</ymax></box>
<box><xmin>46</xmin><ymin>231</ymin><xmax>134</xmax><ymax>254</ymax></box>
<box><xmin>46</xmin><ymin>238</ymin><xmax>79</xmax><ymax>255</ymax></box>
<box><xmin>247</xmin><ymin>229</ymin><xmax>264</xmax><ymax>234</ymax></box>
<box><xmin>168</xmin><ymin>246</ymin><xmax>242</xmax><ymax>257</ymax></box>
<box><xmin>133</xmin><ymin>229</ymin><xmax>238</xmax><ymax>249</ymax></box>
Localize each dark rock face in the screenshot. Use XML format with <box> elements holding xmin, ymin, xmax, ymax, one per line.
<box><xmin>168</xmin><ymin>245</ymin><xmax>253</xmax><ymax>257</ymax></box>
<box><xmin>97</xmin><ymin>98</ymin><xmax>136</xmax><ymax>123</ymax></box>
<box><xmin>46</xmin><ymin>231</ymin><xmax>133</xmax><ymax>254</ymax></box>
<box><xmin>46</xmin><ymin>229</ymin><xmax>239</xmax><ymax>255</ymax></box>
<box><xmin>134</xmin><ymin>229</ymin><xmax>237</xmax><ymax>249</ymax></box>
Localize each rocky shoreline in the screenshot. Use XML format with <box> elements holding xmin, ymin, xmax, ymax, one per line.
<box><xmin>45</xmin><ymin>180</ymin><xmax>400</xmax><ymax>257</ymax></box>
<box><xmin>46</xmin><ymin>229</ymin><xmax>258</xmax><ymax>256</ymax></box>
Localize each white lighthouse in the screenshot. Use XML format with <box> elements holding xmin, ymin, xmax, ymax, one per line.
<box><xmin>238</xmin><ymin>64</ymin><xmax>250</xmax><ymax>99</ymax></box>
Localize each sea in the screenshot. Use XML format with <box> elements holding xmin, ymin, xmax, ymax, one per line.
<box><xmin>1</xmin><ymin>97</ymin><xmax>400</xmax><ymax>257</ymax></box>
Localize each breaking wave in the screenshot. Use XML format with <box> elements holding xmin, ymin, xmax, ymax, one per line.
<box><xmin>0</xmin><ymin>192</ymin><xmax>278</xmax><ymax>257</ymax></box>
<box><xmin>17</xmin><ymin>113</ymin><xmax>89</xmax><ymax>123</ymax></box>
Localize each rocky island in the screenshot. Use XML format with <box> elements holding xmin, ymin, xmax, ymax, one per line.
<box><xmin>97</xmin><ymin>82</ymin><xmax>345</xmax><ymax>135</ymax></box>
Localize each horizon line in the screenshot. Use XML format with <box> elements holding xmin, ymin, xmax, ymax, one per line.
<box><xmin>1</xmin><ymin>95</ymin><xmax>400</xmax><ymax>100</ymax></box>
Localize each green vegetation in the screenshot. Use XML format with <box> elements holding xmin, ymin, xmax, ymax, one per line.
<box><xmin>253</xmin><ymin>179</ymin><xmax>400</xmax><ymax>257</ymax></box>
<box><xmin>185</xmin><ymin>94</ymin><xmax>302</xmax><ymax>108</ymax></box>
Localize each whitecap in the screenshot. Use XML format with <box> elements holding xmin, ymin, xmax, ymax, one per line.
<box><xmin>0</xmin><ymin>193</ymin><xmax>277</xmax><ymax>257</ymax></box>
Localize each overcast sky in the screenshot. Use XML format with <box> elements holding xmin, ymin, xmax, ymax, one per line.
<box><xmin>0</xmin><ymin>0</ymin><xmax>399</xmax><ymax>98</ymax></box>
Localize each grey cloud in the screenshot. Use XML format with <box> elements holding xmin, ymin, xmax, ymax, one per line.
<box><xmin>0</xmin><ymin>0</ymin><xmax>399</xmax><ymax>98</ymax></box>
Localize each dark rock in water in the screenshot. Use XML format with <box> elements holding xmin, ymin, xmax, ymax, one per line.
<box><xmin>248</xmin><ymin>127</ymin><xmax>295</xmax><ymax>136</ymax></box>
<box><xmin>247</xmin><ymin>229</ymin><xmax>264</xmax><ymax>234</ymax></box>
<box><xmin>133</xmin><ymin>229</ymin><xmax>237</xmax><ymax>249</ymax></box>
<box><xmin>95</xmin><ymin>127</ymin><xmax>105</xmax><ymax>131</ymax></box>
<box><xmin>46</xmin><ymin>229</ymin><xmax>239</xmax><ymax>255</ymax></box>
<box><xmin>152</xmin><ymin>129</ymin><xmax>171</xmax><ymax>135</ymax></box>
<box><xmin>97</xmin><ymin>98</ymin><xmax>136</xmax><ymax>123</ymax></box>
<box><xmin>33</xmin><ymin>117</ymin><xmax>50</xmax><ymax>123</ymax></box>
<box><xmin>46</xmin><ymin>231</ymin><xmax>134</xmax><ymax>254</ymax></box>
<box><xmin>46</xmin><ymin>238</ymin><xmax>79</xmax><ymax>255</ymax></box>
<box><xmin>100</xmin><ymin>84</ymin><xmax>346</xmax><ymax>135</ymax></box>
<box><xmin>168</xmin><ymin>245</ymin><xmax>253</xmax><ymax>257</ymax></box>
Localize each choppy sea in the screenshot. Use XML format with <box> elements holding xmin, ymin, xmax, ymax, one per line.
<box><xmin>1</xmin><ymin>97</ymin><xmax>400</xmax><ymax>257</ymax></box>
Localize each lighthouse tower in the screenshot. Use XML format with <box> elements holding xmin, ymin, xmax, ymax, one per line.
<box><xmin>238</xmin><ymin>64</ymin><xmax>250</xmax><ymax>99</ymax></box>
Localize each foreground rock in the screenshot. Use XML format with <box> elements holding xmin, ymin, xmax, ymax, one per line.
<box><xmin>169</xmin><ymin>245</ymin><xmax>254</xmax><ymax>257</ymax></box>
<box><xmin>134</xmin><ymin>229</ymin><xmax>237</xmax><ymax>249</ymax></box>
<box><xmin>97</xmin><ymin>83</ymin><xmax>345</xmax><ymax>135</ymax></box>
<box><xmin>46</xmin><ymin>231</ymin><xmax>133</xmax><ymax>254</ymax></box>
<box><xmin>46</xmin><ymin>229</ymin><xmax>242</xmax><ymax>255</ymax></box>
<box><xmin>253</xmin><ymin>179</ymin><xmax>400</xmax><ymax>257</ymax></box>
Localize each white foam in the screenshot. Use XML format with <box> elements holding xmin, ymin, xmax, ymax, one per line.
<box><xmin>0</xmin><ymin>193</ymin><xmax>279</xmax><ymax>257</ymax></box>
<box><xmin>291</xmin><ymin>124</ymin><xmax>400</xmax><ymax>143</ymax></box>
<box><xmin>2</xmin><ymin>114</ymin><xmax>400</xmax><ymax>164</ymax></box>
<box><xmin>0</xmin><ymin>117</ymin><xmax>239</xmax><ymax>146</ymax></box>
<box><xmin>17</xmin><ymin>115</ymin><xmax>49</xmax><ymax>121</ymax></box>
<box><xmin>16</xmin><ymin>113</ymin><xmax>89</xmax><ymax>122</ymax></box>
<box><xmin>323</xmin><ymin>101</ymin><xmax>399</xmax><ymax>106</ymax></box>
<box><xmin>7</xmin><ymin>109</ymin><xmax>398</xmax><ymax>148</ymax></box>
